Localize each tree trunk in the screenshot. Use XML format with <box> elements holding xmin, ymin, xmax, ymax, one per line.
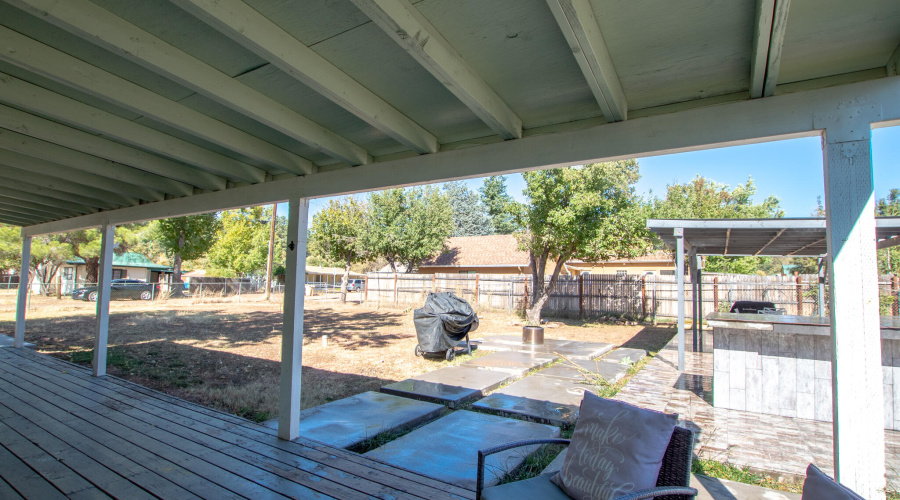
<box><xmin>525</xmin><ymin>251</ymin><xmax>570</xmax><ymax>324</ymax></box>
<box><xmin>84</xmin><ymin>257</ymin><xmax>100</xmax><ymax>284</ymax></box>
<box><xmin>340</xmin><ymin>256</ymin><xmax>350</xmax><ymax>303</ymax></box>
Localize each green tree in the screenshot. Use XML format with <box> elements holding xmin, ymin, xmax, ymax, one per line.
<box><xmin>442</xmin><ymin>181</ymin><xmax>494</xmax><ymax>237</ymax></box>
<box><xmin>309</xmin><ymin>198</ymin><xmax>368</xmax><ymax>302</ymax></box>
<box><xmin>207</xmin><ymin>206</ymin><xmax>271</xmax><ymax>277</ymax></box>
<box><xmin>0</xmin><ymin>224</ymin><xmax>22</xmax><ymax>271</ymax></box>
<box><xmin>877</xmin><ymin>188</ymin><xmax>899</xmax><ymax>275</ymax></box>
<box><xmin>652</xmin><ymin>176</ymin><xmax>784</xmax><ymax>274</ymax></box>
<box><xmin>30</xmin><ymin>235</ymin><xmax>73</xmax><ymax>294</ymax></box>
<box><xmin>480</xmin><ymin>176</ymin><xmax>518</xmax><ymax>234</ymax></box>
<box><xmin>517</xmin><ymin>161</ymin><xmax>650</xmax><ymax>324</ymax></box>
<box><xmin>152</xmin><ymin>214</ymin><xmax>220</xmax><ymax>286</ymax></box>
<box><xmin>363</xmin><ymin>187</ymin><xmax>453</xmax><ymax>272</ymax></box>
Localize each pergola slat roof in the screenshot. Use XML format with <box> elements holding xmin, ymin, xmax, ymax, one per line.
<box><xmin>0</xmin><ymin>0</ymin><xmax>898</xmax><ymax>230</ymax></box>
<box><xmin>648</xmin><ymin>218</ymin><xmax>900</xmax><ymax>257</ymax></box>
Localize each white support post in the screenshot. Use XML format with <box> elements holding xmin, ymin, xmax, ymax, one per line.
<box><xmin>689</xmin><ymin>248</ymin><xmax>698</xmax><ymax>352</ymax></box>
<box><xmin>675</xmin><ymin>228</ymin><xmax>685</xmax><ymax>371</ymax></box>
<box><xmin>278</xmin><ymin>197</ymin><xmax>309</xmax><ymax>441</ymax></box>
<box><xmin>14</xmin><ymin>230</ymin><xmax>31</xmax><ymax>348</ymax></box>
<box><xmin>92</xmin><ymin>223</ymin><xmax>115</xmax><ymax>377</ymax></box>
<box><xmin>816</xmin><ymin>106</ymin><xmax>885</xmax><ymax>499</ymax></box>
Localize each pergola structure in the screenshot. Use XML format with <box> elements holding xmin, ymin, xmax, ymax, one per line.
<box><xmin>1</xmin><ymin>0</ymin><xmax>899</xmax><ymax>496</ymax></box>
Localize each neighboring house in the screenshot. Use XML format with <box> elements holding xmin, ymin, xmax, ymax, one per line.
<box><xmin>417</xmin><ymin>235</ymin><xmax>675</xmax><ymax>275</ymax></box>
<box><xmin>305</xmin><ymin>265</ymin><xmax>365</xmax><ymax>288</ymax></box>
<box><xmin>418</xmin><ymin>235</ymin><xmax>531</xmax><ymax>275</ymax></box>
<box><xmin>60</xmin><ymin>252</ymin><xmax>172</xmax><ymax>294</ymax></box>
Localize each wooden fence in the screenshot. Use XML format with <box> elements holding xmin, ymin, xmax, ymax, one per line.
<box><xmin>364</xmin><ymin>272</ymin><xmax>900</xmax><ymax>320</ymax></box>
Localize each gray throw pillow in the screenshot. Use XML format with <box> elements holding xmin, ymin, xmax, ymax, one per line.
<box><xmin>801</xmin><ymin>464</ymin><xmax>865</xmax><ymax>500</ymax></box>
<box><xmin>551</xmin><ymin>392</ymin><xmax>677</xmax><ymax>500</ymax></box>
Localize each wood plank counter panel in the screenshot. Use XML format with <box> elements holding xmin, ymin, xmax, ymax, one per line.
<box><xmin>709</xmin><ymin>313</ymin><xmax>900</xmax><ymax>429</ymax></box>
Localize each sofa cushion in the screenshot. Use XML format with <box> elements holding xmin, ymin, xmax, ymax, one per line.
<box><xmin>482</xmin><ymin>473</ymin><xmax>570</xmax><ymax>500</ymax></box>
<box><xmin>801</xmin><ymin>464</ymin><xmax>865</xmax><ymax>500</ymax></box>
<box><xmin>551</xmin><ymin>392</ymin><xmax>677</xmax><ymax>500</ymax></box>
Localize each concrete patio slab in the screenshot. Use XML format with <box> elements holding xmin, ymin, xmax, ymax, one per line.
<box><xmin>472</xmin><ymin>376</ymin><xmax>589</xmax><ymax>426</ymax></box>
<box><xmin>475</xmin><ymin>335</ymin><xmax>614</xmax><ymax>360</ymax></box>
<box><xmin>381</xmin><ymin>365</ymin><xmax>513</xmax><ymax>407</ymax></box>
<box><xmin>542</xmin><ymin>448</ymin><xmax>567</xmax><ymax>474</ymax></box>
<box><xmin>536</xmin><ymin>358</ymin><xmax>629</xmax><ymax>384</ymax></box>
<box><xmin>602</xmin><ymin>347</ymin><xmax>646</xmax><ymax>365</ymax></box>
<box><xmin>461</xmin><ymin>351</ymin><xmax>556</xmax><ymax>375</ymax></box>
<box><xmin>0</xmin><ymin>335</ymin><xmax>34</xmax><ymax>349</ymax></box>
<box><xmin>692</xmin><ymin>474</ymin><xmax>800</xmax><ymax>499</ymax></box>
<box><xmin>261</xmin><ymin>391</ymin><xmax>444</xmax><ymax>449</ymax></box>
<box><xmin>364</xmin><ymin>410</ymin><xmax>560</xmax><ymax>489</ymax></box>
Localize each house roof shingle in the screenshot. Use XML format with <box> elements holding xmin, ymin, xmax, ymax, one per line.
<box><xmin>419</xmin><ymin>235</ymin><xmax>529</xmax><ymax>268</ymax></box>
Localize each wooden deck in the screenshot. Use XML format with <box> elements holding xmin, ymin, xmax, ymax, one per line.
<box><xmin>0</xmin><ymin>347</ymin><xmax>474</xmax><ymax>499</ymax></box>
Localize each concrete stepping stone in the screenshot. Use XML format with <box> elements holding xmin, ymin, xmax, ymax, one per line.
<box><xmin>262</xmin><ymin>391</ymin><xmax>444</xmax><ymax>449</ymax></box>
<box><xmin>476</xmin><ymin>335</ymin><xmax>614</xmax><ymax>360</ymax></box>
<box><xmin>472</xmin><ymin>376</ymin><xmax>590</xmax><ymax>427</ymax></box>
<box><xmin>381</xmin><ymin>365</ymin><xmax>513</xmax><ymax>407</ymax></box>
<box><xmin>461</xmin><ymin>351</ymin><xmax>556</xmax><ymax>376</ymax></box>
<box><xmin>602</xmin><ymin>347</ymin><xmax>646</xmax><ymax>365</ymax></box>
<box><xmin>536</xmin><ymin>358</ymin><xmax>629</xmax><ymax>384</ymax></box>
<box><xmin>364</xmin><ymin>410</ymin><xmax>560</xmax><ymax>490</ymax></box>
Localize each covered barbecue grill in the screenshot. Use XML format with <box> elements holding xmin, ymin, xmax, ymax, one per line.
<box><xmin>413</xmin><ymin>292</ymin><xmax>478</xmax><ymax>361</ymax></box>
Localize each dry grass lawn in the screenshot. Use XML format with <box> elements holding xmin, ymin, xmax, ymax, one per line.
<box><xmin>0</xmin><ymin>290</ymin><xmax>675</xmax><ymax>422</ymax></box>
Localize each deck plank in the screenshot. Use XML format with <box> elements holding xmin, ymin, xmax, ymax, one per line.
<box><xmin>0</xmin><ymin>348</ymin><xmax>476</xmax><ymax>499</ymax></box>
<box><xmin>6</xmin><ymin>348</ymin><xmax>475</xmax><ymax>499</ymax></box>
<box><xmin>0</xmin><ymin>439</ymin><xmax>68</xmax><ymax>499</ymax></box>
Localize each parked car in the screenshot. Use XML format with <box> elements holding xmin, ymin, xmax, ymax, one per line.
<box><xmin>71</xmin><ymin>279</ymin><xmax>161</xmax><ymax>302</ymax></box>
<box><xmin>346</xmin><ymin>279</ymin><xmax>365</xmax><ymax>292</ymax></box>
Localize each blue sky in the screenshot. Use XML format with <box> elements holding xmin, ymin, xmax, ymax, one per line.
<box><xmin>303</xmin><ymin>125</ymin><xmax>900</xmax><ymax>220</ymax></box>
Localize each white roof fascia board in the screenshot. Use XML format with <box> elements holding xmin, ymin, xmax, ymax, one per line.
<box><xmin>9</xmin><ymin>0</ymin><xmax>363</xmax><ymax>168</ymax></box>
<box><xmin>173</xmin><ymin>0</ymin><xmax>438</xmax><ymax>155</ymax></box>
<box><xmin>20</xmin><ymin>76</ymin><xmax>900</xmax><ymax>236</ymax></box>
<box><xmin>352</xmin><ymin>0</ymin><xmax>523</xmax><ymax>140</ymax></box>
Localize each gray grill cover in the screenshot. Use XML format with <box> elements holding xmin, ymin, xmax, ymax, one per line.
<box><xmin>413</xmin><ymin>292</ymin><xmax>479</xmax><ymax>353</ymax></box>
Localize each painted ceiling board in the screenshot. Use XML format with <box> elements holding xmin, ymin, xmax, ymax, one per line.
<box><xmin>415</xmin><ymin>0</ymin><xmax>601</xmax><ymax>127</ymax></box>
<box><xmin>235</xmin><ymin>64</ymin><xmax>405</xmax><ymax>157</ymax></box>
<box><xmin>0</xmin><ymin>3</ymin><xmax>195</xmax><ymax>102</ymax></box>
<box><xmin>243</xmin><ymin>0</ymin><xmax>375</xmax><ymax>47</ymax></box>
<box><xmin>777</xmin><ymin>0</ymin><xmax>900</xmax><ymax>84</ymax></box>
<box><xmin>590</xmin><ymin>0</ymin><xmax>754</xmax><ymax>110</ymax></box>
<box><xmin>308</xmin><ymin>20</ymin><xmax>493</xmax><ymax>145</ymax></box>
<box><xmin>89</xmin><ymin>0</ymin><xmax>267</xmax><ymax>78</ymax></box>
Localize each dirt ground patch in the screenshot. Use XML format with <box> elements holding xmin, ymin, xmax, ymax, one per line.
<box><xmin>0</xmin><ymin>291</ymin><xmax>675</xmax><ymax>422</ymax></box>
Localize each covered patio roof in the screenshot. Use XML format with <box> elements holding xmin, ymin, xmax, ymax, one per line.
<box><xmin>648</xmin><ymin>217</ymin><xmax>900</xmax><ymax>257</ymax></box>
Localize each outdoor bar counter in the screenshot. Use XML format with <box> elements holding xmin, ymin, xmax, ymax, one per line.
<box><xmin>708</xmin><ymin>312</ymin><xmax>900</xmax><ymax>429</ymax></box>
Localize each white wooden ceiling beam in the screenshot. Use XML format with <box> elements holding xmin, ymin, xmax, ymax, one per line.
<box><xmin>0</xmin><ymin>72</ymin><xmax>263</xmax><ymax>184</ymax></box>
<box><xmin>546</xmin><ymin>0</ymin><xmax>627</xmax><ymax>122</ymax></box>
<box><xmin>0</xmin><ymin>208</ymin><xmax>45</xmax><ymax>224</ymax></box>
<box><xmin>0</xmin><ymin>154</ymin><xmax>148</xmax><ymax>204</ymax></box>
<box><xmin>173</xmin><ymin>0</ymin><xmax>438</xmax><ymax>155</ymax></box>
<box><xmin>749</xmin><ymin>0</ymin><xmax>791</xmax><ymax>98</ymax></box>
<box><xmin>0</xmin><ymin>103</ymin><xmax>226</xmax><ymax>191</ymax></box>
<box><xmin>0</xmin><ymin>186</ymin><xmax>96</xmax><ymax>214</ymax></box>
<box><xmin>20</xmin><ymin>76</ymin><xmax>900</xmax><ymax>236</ymax></box>
<box><xmin>0</xmin><ymin>28</ymin><xmax>303</xmax><ymax>180</ymax></box>
<box><xmin>7</xmin><ymin>0</ymin><xmax>366</xmax><ymax>167</ymax></box>
<box><xmin>0</xmin><ymin>198</ymin><xmax>83</xmax><ymax>218</ymax></box>
<box><xmin>352</xmin><ymin>0</ymin><xmax>523</xmax><ymax>140</ymax></box>
<box><xmin>0</xmin><ymin>129</ymin><xmax>194</xmax><ymax>197</ymax></box>
<box><xmin>0</xmin><ymin>177</ymin><xmax>120</xmax><ymax>211</ymax></box>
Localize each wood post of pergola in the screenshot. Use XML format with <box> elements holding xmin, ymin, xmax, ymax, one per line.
<box><xmin>14</xmin><ymin>230</ymin><xmax>31</xmax><ymax>349</ymax></box>
<box><xmin>818</xmin><ymin>106</ymin><xmax>885</xmax><ymax>498</ymax></box>
<box><xmin>92</xmin><ymin>223</ymin><xmax>115</xmax><ymax>377</ymax></box>
<box><xmin>278</xmin><ymin>197</ymin><xmax>309</xmax><ymax>441</ymax></box>
<box><xmin>675</xmin><ymin>227</ymin><xmax>685</xmax><ymax>372</ymax></box>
